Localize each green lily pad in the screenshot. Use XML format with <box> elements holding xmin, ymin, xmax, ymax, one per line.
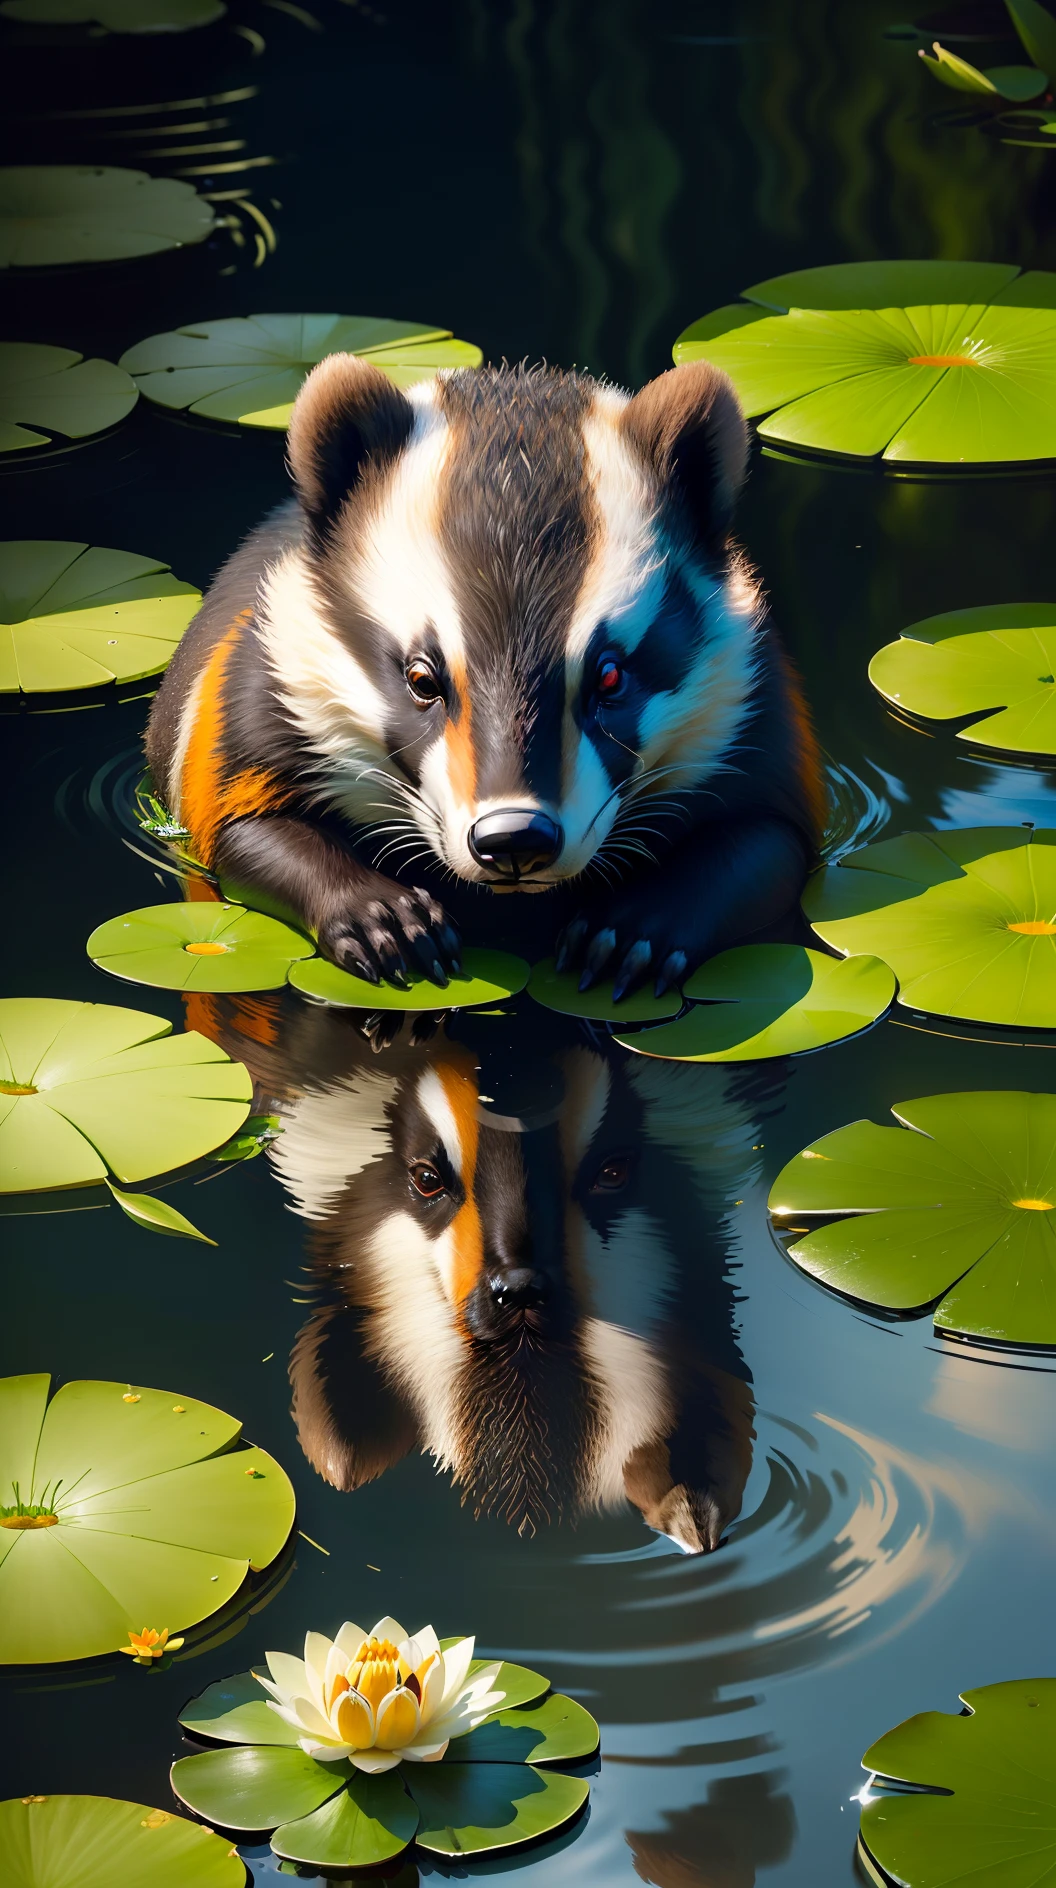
<box><xmin>0</xmin><ymin>0</ymin><xmax>225</xmax><ymax>30</ymax></box>
<box><xmin>2</xmin><ymin>1794</ymin><xmax>244</xmax><ymax>1887</ymax></box>
<box><xmin>87</xmin><ymin>903</ymin><xmax>314</xmax><ymax>993</ymax></box>
<box><xmin>1008</xmin><ymin>0</ymin><xmax>1056</xmax><ymax>75</ymax></box>
<box><xmin>120</xmin><ymin>315</ymin><xmax>484</xmax><ymax>429</ymax></box>
<box><xmin>869</xmin><ymin>603</ymin><xmax>1056</xmax><ymax>757</ymax></box>
<box><xmin>0</xmin><ymin>541</ymin><xmax>198</xmax><ymax>692</ymax></box>
<box><xmin>106</xmin><ymin>1179</ymin><xmax>216</xmax><ymax>1244</ymax></box>
<box><xmin>0</xmin><ymin>998</ymin><xmax>252</xmax><ymax>1191</ymax></box>
<box><xmin>0</xmin><ymin>167</ymin><xmax>215</xmax><ymax>269</ymax></box>
<box><xmin>171</xmin><ymin>1744</ymin><xmax>349</xmax><ymax>1831</ymax></box>
<box><xmin>676</xmin><ymin>302</ymin><xmax>1056</xmax><ymax>464</ymax></box>
<box><xmin>525</xmin><ymin>959</ymin><xmax>682</xmax><ymax>1024</ymax></box>
<box><xmin>180</xmin><ymin>1669</ymin><xmax>304</xmax><ymax>1746</ymax></box>
<box><xmin>409</xmin><ymin>1763</ymin><xmax>589</xmax><ymax>1858</ymax></box>
<box><xmin>289</xmin><ymin>948</ymin><xmax>529</xmax><ymax>1011</ymax></box>
<box><xmin>446</xmin><ymin>1693</ymin><xmax>599</xmax><ymax>1766</ymax></box>
<box><xmin>0</xmin><ymin>1373</ymin><xmax>295</xmax><ymax>1662</ymax></box>
<box><xmin>918</xmin><ymin>42</ymin><xmax>1047</xmax><ymax>98</ymax></box>
<box><xmin>272</xmin><ymin>1773</ymin><xmax>418</xmax><ymax>1868</ymax></box>
<box><xmin>736</xmin><ymin>260</ymin><xmax>1026</xmax><ymax>313</ymax></box>
<box><xmin>859</xmin><ymin>1679</ymin><xmax>1056</xmax><ymax>1887</ymax></box>
<box><xmin>769</xmin><ymin>1090</ymin><xmax>1056</xmax><ymax>1343</ymax></box>
<box><xmin>0</xmin><ymin>346</ymin><xmax>138</xmax><ymax>455</ymax></box>
<box><xmin>804</xmin><ymin>827</ymin><xmax>1056</xmax><ymax>1027</ymax></box>
<box><xmin>615</xmin><ymin>946</ymin><xmax>894</xmax><ymax>1061</ymax></box>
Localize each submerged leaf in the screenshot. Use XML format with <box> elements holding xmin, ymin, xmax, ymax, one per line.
<box><xmin>859</xmin><ymin>1678</ymin><xmax>1056</xmax><ymax>1886</ymax></box>
<box><xmin>106</xmin><ymin>1180</ymin><xmax>215</xmax><ymax>1244</ymax></box>
<box><xmin>804</xmin><ymin>827</ymin><xmax>1056</xmax><ymax>1026</ymax></box>
<box><xmin>0</xmin><ymin>167</ymin><xmax>215</xmax><ymax>269</ymax></box>
<box><xmin>0</xmin><ymin>541</ymin><xmax>198</xmax><ymax>693</ymax></box>
<box><xmin>869</xmin><ymin>602</ymin><xmax>1056</xmax><ymax>755</ymax></box>
<box><xmin>770</xmin><ymin>1090</ymin><xmax>1056</xmax><ymax>1343</ymax></box>
<box><xmin>0</xmin><ymin>1793</ymin><xmax>244</xmax><ymax>1887</ymax></box>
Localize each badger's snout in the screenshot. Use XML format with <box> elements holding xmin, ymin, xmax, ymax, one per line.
<box><xmin>467</xmin><ymin>808</ymin><xmax>563</xmax><ymax>881</ymax></box>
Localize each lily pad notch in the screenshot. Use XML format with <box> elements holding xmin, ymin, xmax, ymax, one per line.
<box><xmin>0</xmin><ymin>541</ymin><xmax>199</xmax><ymax>694</ymax></box>
<box><xmin>769</xmin><ymin>1090</ymin><xmax>1056</xmax><ymax>1345</ymax></box>
<box><xmin>0</xmin><ymin>344</ymin><xmax>137</xmax><ymax>455</ymax></box>
<box><xmin>869</xmin><ymin>603</ymin><xmax>1056</xmax><ymax>758</ymax></box>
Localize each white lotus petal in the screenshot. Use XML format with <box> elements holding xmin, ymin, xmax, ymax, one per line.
<box><xmin>300</xmin><ymin>1736</ymin><xmax>355</xmax><ymax>1762</ymax></box>
<box><xmin>334</xmin><ymin>1621</ymin><xmax>368</xmax><ymax>1660</ymax></box>
<box><xmin>400</xmin><ymin>1625</ymin><xmax>440</xmax><ymax>1668</ymax></box>
<box><xmin>439</xmin><ymin>1635</ymin><xmax>475</xmax><ymax>1708</ymax></box>
<box><xmin>402</xmin><ymin>1737</ymin><xmax>450</xmax><ymax>1763</ymax></box>
<box><xmin>349</xmin><ymin>1747</ymin><xmax>403</xmax><ymax>1773</ymax></box>
<box><xmin>369</xmin><ymin>1616</ymin><xmax>407</xmax><ymax>1645</ymax></box>
<box><xmin>265</xmin><ymin>1651</ymin><xmax>307</xmax><ymax>1702</ymax></box>
<box><xmin>256</xmin><ymin>1673</ymin><xmax>286</xmax><ymax>1704</ymax></box>
<box><xmin>323</xmin><ymin>1639</ymin><xmax>351</xmax><ymax>1704</ymax></box>
<box><xmin>303</xmin><ymin>1631</ymin><xmax>334</xmax><ymax>1710</ymax></box>
<box><xmin>430</xmin><ymin>1686</ymin><xmax>505</xmax><ymax>1740</ymax></box>
<box><xmin>417</xmin><ymin>1654</ymin><xmax>446</xmax><ymax>1728</ymax></box>
<box><xmin>288</xmin><ymin>1692</ymin><xmax>339</xmax><ymax>1741</ymax></box>
<box><xmin>266</xmin><ymin>1700</ymin><xmax>305</xmax><ymax>1731</ymax></box>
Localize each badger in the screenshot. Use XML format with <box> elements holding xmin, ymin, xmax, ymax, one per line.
<box><xmin>149</xmin><ymin>357</ymin><xmax>822</xmax><ymax>999</ymax></box>
<box><xmin>188</xmin><ymin>992</ymin><xmax>761</xmax><ymax>1552</ymax></box>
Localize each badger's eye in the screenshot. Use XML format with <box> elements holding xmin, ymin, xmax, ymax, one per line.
<box><xmin>406</xmin><ymin>660</ymin><xmax>443</xmax><ymax>705</ymax></box>
<box><xmin>596</xmin><ymin>657</ymin><xmax>625</xmax><ymax>699</ymax></box>
<box><xmin>409</xmin><ymin>1159</ymin><xmax>446</xmax><ymax>1199</ymax></box>
<box><xmin>591</xmin><ymin>1154</ymin><xmax>630</xmax><ymax>1193</ymax></box>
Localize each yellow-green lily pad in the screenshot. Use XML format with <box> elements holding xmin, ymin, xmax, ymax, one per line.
<box><xmin>0</xmin><ymin>1374</ymin><xmax>295</xmax><ymax>1662</ymax></box>
<box><xmin>1</xmin><ymin>1794</ymin><xmax>244</xmax><ymax>1887</ymax></box>
<box><xmin>859</xmin><ymin>1679</ymin><xmax>1056</xmax><ymax>1887</ymax></box>
<box><xmin>0</xmin><ymin>0</ymin><xmax>224</xmax><ymax>29</ymax></box>
<box><xmin>0</xmin><ymin>167</ymin><xmax>215</xmax><ymax>269</ymax></box>
<box><xmin>0</xmin><ymin>541</ymin><xmax>198</xmax><ymax>693</ymax></box>
<box><xmin>869</xmin><ymin>603</ymin><xmax>1056</xmax><ymax>756</ymax></box>
<box><xmin>769</xmin><ymin>1091</ymin><xmax>1056</xmax><ymax>1343</ymax></box>
<box><xmin>87</xmin><ymin>902</ymin><xmax>314</xmax><ymax>992</ymax></box>
<box><xmin>0</xmin><ymin>997</ymin><xmax>251</xmax><ymax>1191</ymax></box>
<box><xmin>615</xmin><ymin>945</ymin><xmax>894</xmax><ymax>1061</ymax></box>
<box><xmin>289</xmin><ymin>948</ymin><xmax>529</xmax><ymax>1011</ymax></box>
<box><xmin>804</xmin><ymin>827</ymin><xmax>1056</xmax><ymax>1027</ymax></box>
<box><xmin>0</xmin><ymin>345</ymin><xmax>138</xmax><ymax>454</ymax></box>
<box><xmin>526</xmin><ymin>959</ymin><xmax>682</xmax><ymax>1024</ymax></box>
<box><xmin>120</xmin><ymin>315</ymin><xmax>484</xmax><ymax>428</ymax></box>
<box><xmin>709</xmin><ymin>259</ymin><xmax>1026</xmax><ymax>315</ymax></box>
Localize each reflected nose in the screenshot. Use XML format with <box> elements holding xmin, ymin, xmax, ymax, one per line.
<box><xmin>468</xmin><ymin>808</ymin><xmax>563</xmax><ymax>880</ymax></box>
<box><xmin>488</xmin><ymin>1266</ymin><xmax>549</xmax><ymax>1311</ymax></box>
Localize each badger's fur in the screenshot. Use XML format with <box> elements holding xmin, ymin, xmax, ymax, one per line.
<box><xmin>149</xmin><ymin>358</ymin><xmax>822</xmax><ymax>997</ymax></box>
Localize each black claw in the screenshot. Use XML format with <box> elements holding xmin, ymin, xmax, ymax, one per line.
<box><xmin>556</xmin><ymin>919</ymin><xmax>588</xmax><ymax>974</ymax></box>
<box><xmin>612</xmin><ymin>939</ymin><xmax>652</xmax><ymax>1002</ymax></box>
<box><xmin>437</xmin><ymin>921</ymin><xmax>462</xmax><ymax>963</ymax></box>
<box><xmin>410</xmin><ymin>933</ymin><xmax>449</xmax><ymax>987</ymax></box>
<box><xmin>579</xmin><ymin>928</ymin><xmax>616</xmax><ymax>991</ymax></box>
<box><xmin>654</xmin><ymin>949</ymin><xmax>688</xmax><ymax>998</ymax></box>
<box><xmin>410</xmin><ymin>1013</ymin><xmax>441</xmax><ymax>1045</ymax></box>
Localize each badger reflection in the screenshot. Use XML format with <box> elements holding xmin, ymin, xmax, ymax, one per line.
<box><xmin>192</xmin><ymin>996</ymin><xmax>765</xmax><ymax>1552</ymax></box>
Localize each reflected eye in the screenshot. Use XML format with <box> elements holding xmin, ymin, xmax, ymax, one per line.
<box><xmin>407</xmin><ymin>660</ymin><xmax>444</xmax><ymax>705</ymax></box>
<box><xmin>591</xmin><ymin>1155</ymin><xmax>630</xmax><ymax>1193</ymax></box>
<box><xmin>409</xmin><ymin>1159</ymin><xmax>447</xmax><ymax>1199</ymax></box>
<box><xmin>596</xmin><ymin>657</ymin><xmax>625</xmax><ymax>699</ymax></box>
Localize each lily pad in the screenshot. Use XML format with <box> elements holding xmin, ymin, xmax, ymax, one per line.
<box><xmin>804</xmin><ymin>827</ymin><xmax>1056</xmax><ymax>1026</ymax></box>
<box><xmin>0</xmin><ymin>346</ymin><xmax>138</xmax><ymax>454</ymax></box>
<box><xmin>0</xmin><ymin>0</ymin><xmax>225</xmax><ymax>30</ymax></box>
<box><xmin>0</xmin><ymin>1373</ymin><xmax>295</xmax><ymax>1662</ymax></box>
<box><xmin>271</xmin><ymin>1774</ymin><xmax>419</xmax><ymax>1869</ymax></box>
<box><xmin>769</xmin><ymin>1090</ymin><xmax>1056</xmax><ymax>1343</ymax></box>
<box><xmin>0</xmin><ymin>541</ymin><xmax>198</xmax><ymax>692</ymax></box>
<box><xmin>1007</xmin><ymin>0</ymin><xmax>1056</xmax><ymax>75</ymax></box>
<box><xmin>918</xmin><ymin>42</ymin><xmax>1047</xmax><ymax>98</ymax></box>
<box><xmin>2</xmin><ymin>1794</ymin><xmax>244</xmax><ymax>1887</ymax></box>
<box><xmin>180</xmin><ymin>1669</ymin><xmax>305</xmax><ymax>1747</ymax></box>
<box><xmin>410</xmin><ymin>1764</ymin><xmax>589</xmax><ymax>1858</ymax></box>
<box><xmin>869</xmin><ymin>603</ymin><xmax>1056</xmax><ymax>757</ymax></box>
<box><xmin>87</xmin><ymin>903</ymin><xmax>314</xmax><ymax>993</ymax></box>
<box><xmin>289</xmin><ymin>948</ymin><xmax>529</xmax><ymax>1011</ymax></box>
<box><xmin>526</xmin><ymin>959</ymin><xmax>682</xmax><ymax>1024</ymax></box>
<box><xmin>172</xmin><ymin>1744</ymin><xmax>353</xmax><ymax>1831</ymax></box>
<box><xmin>120</xmin><ymin>315</ymin><xmax>484</xmax><ymax>428</ymax></box>
<box><xmin>859</xmin><ymin>1678</ymin><xmax>1056</xmax><ymax>1887</ymax></box>
<box><xmin>675</xmin><ymin>302</ymin><xmax>1056</xmax><ymax>464</ymax></box>
<box><xmin>0</xmin><ymin>998</ymin><xmax>252</xmax><ymax>1191</ymax></box>
<box><xmin>614</xmin><ymin>946</ymin><xmax>894</xmax><ymax>1061</ymax></box>
<box><xmin>724</xmin><ymin>259</ymin><xmax>1025</xmax><ymax>313</ymax></box>
<box><xmin>445</xmin><ymin>1693</ymin><xmax>600</xmax><ymax>1766</ymax></box>
<box><xmin>0</xmin><ymin>167</ymin><xmax>215</xmax><ymax>269</ymax></box>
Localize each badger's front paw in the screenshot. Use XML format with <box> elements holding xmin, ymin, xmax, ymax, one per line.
<box><xmin>554</xmin><ymin>898</ymin><xmax>690</xmax><ymax>1003</ymax></box>
<box><xmin>318</xmin><ymin>874</ymin><xmax>462</xmax><ymax>989</ymax></box>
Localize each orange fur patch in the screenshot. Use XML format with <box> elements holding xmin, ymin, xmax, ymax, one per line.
<box><xmin>179</xmin><ymin>610</ymin><xmax>292</xmax><ymax>865</ymax></box>
<box><xmin>437</xmin><ymin>1059</ymin><xmax>484</xmax><ymax>1310</ymax></box>
<box><xmin>443</xmin><ymin>660</ymin><xmax>477</xmax><ymax>810</ymax></box>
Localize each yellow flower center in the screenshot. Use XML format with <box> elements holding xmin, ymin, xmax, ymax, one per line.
<box><xmin>0</xmin><ymin>1081</ymin><xmax>36</xmax><ymax>1095</ymax></box>
<box><xmin>906</xmin><ymin>353</ymin><xmax>979</xmax><ymax>367</ymax></box>
<box><xmin>348</xmin><ymin>1637</ymin><xmax>402</xmax><ymax>1712</ymax></box>
<box><xmin>1014</xmin><ymin>1198</ymin><xmax>1054</xmax><ymax>1211</ymax></box>
<box><xmin>185</xmin><ymin>940</ymin><xmax>231</xmax><ymax>955</ymax></box>
<box><xmin>1008</xmin><ymin>919</ymin><xmax>1056</xmax><ymax>935</ymax></box>
<box><xmin>0</xmin><ymin>1513</ymin><xmax>58</xmax><ymax>1530</ymax></box>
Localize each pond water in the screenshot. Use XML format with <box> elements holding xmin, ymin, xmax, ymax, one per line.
<box><xmin>4</xmin><ymin>1</ymin><xmax>1056</xmax><ymax>1882</ymax></box>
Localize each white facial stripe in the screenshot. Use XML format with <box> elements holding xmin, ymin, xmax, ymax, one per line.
<box><xmin>557</xmin><ymin>1049</ymin><xmax>611</xmax><ymax>1172</ymax></box>
<box><xmin>416</xmin><ymin>1067</ymin><xmax>465</xmax><ymax>1177</ymax></box>
<box><xmin>580</xmin><ymin>1316</ymin><xmax>672</xmax><ymax>1509</ymax></box>
<box><xmin>555</xmin><ymin>731</ymin><xmax>619</xmax><ymax>874</ymax></box>
<box><xmin>363</xmin><ymin>1210</ymin><xmax>464</xmax><ymax>1468</ymax></box>
<box><xmin>168</xmin><ymin>659</ymin><xmax>208</xmax><ymax>821</ymax></box>
<box><xmin>268</xmin><ymin>1071</ymin><xmax>399</xmax><ymax>1220</ymax></box>
<box><xmin>349</xmin><ymin>390</ymin><xmax>464</xmax><ymax>669</ymax></box>
<box><xmin>567</xmin><ymin>391</ymin><xmax>667</xmax><ymax>662</ymax></box>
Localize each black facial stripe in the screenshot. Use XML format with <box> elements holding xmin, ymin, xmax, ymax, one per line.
<box><xmin>629</xmin><ymin>565</ymin><xmax>706</xmax><ymax>696</ymax></box>
<box><xmin>574</xmin><ymin>566</ymin><xmax>709</xmax><ymax>791</ymax></box>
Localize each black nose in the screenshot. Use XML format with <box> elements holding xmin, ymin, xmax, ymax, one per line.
<box><xmin>468</xmin><ymin>809</ymin><xmax>563</xmax><ymax>880</ymax></box>
<box><xmin>488</xmin><ymin>1266</ymin><xmax>549</xmax><ymax>1310</ymax></box>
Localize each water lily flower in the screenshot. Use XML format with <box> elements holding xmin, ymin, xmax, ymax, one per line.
<box><xmin>118</xmin><ymin>1625</ymin><xmax>184</xmax><ymax>1663</ymax></box>
<box><xmin>257</xmin><ymin>1616</ymin><xmax>504</xmax><ymax>1772</ymax></box>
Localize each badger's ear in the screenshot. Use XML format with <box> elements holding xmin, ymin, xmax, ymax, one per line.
<box><xmin>620</xmin><ymin>361</ymin><xmax>748</xmax><ymax>554</ymax></box>
<box><xmin>287</xmin><ymin>352</ymin><xmax>415</xmax><ymax>538</ymax></box>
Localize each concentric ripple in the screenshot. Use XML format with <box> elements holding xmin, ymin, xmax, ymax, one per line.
<box><xmin>821</xmin><ymin>756</ymin><xmax>893</xmax><ymax>859</ymax></box>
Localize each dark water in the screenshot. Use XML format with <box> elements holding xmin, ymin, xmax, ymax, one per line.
<box><xmin>5</xmin><ymin>3</ymin><xmax>1056</xmax><ymax>1883</ymax></box>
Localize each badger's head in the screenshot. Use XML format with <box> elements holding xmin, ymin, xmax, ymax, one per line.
<box><xmin>264</xmin><ymin>358</ymin><xmax>756</xmax><ymax>887</ymax></box>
